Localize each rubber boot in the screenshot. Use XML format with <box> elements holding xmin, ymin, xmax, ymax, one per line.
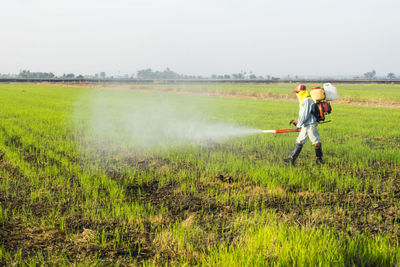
<box><xmin>283</xmin><ymin>143</ymin><xmax>303</xmax><ymax>166</ymax></box>
<box><xmin>314</xmin><ymin>143</ymin><xmax>324</xmax><ymax>164</ymax></box>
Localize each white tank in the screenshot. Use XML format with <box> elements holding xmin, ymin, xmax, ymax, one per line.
<box><xmin>323</xmin><ymin>83</ymin><xmax>338</xmax><ymax>101</ymax></box>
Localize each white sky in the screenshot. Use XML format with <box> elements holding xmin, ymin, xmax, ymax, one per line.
<box><xmin>1</xmin><ymin>0</ymin><xmax>399</xmax><ymax>76</ymax></box>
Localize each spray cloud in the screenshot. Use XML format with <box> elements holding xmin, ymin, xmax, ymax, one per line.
<box><xmin>75</xmin><ymin>90</ymin><xmax>260</xmax><ymax>155</ymax></box>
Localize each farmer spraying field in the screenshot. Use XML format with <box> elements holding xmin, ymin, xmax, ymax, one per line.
<box><xmin>283</xmin><ymin>84</ymin><xmax>323</xmax><ymax>165</ymax></box>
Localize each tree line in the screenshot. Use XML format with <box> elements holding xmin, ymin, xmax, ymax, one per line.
<box><xmin>11</xmin><ymin>70</ymin><xmax>85</xmax><ymax>79</ymax></box>
<box><xmin>0</xmin><ymin>68</ymin><xmax>398</xmax><ymax>80</ymax></box>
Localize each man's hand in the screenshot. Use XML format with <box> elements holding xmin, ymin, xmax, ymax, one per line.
<box><xmin>289</xmin><ymin>120</ymin><xmax>298</xmax><ymax>126</ymax></box>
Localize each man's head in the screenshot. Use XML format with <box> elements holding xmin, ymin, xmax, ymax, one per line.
<box><xmin>293</xmin><ymin>84</ymin><xmax>306</xmax><ymax>93</ymax></box>
<box><xmin>293</xmin><ymin>84</ymin><xmax>312</xmax><ymax>106</ymax></box>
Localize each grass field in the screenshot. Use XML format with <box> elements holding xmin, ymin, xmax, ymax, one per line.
<box><xmin>0</xmin><ymin>83</ymin><xmax>399</xmax><ymax>265</ymax></box>
<box><xmin>125</xmin><ymin>82</ymin><xmax>400</xmax><ymax>103</ymax></box>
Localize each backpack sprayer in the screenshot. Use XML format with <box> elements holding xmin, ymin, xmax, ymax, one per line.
<box><xmin>310</xmin><ymin>83</ymin><xmax>337</xmax><ymax>122</ymax></box>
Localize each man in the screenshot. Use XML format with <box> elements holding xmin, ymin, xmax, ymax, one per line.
<box><xmin>283</xmin><ymin>84</ymin><xmax>324</xmax><ymax>165</ymax></box>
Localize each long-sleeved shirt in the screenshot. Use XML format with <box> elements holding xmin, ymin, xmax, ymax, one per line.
<box><xmin>297</xmin><ymin>98</ymin><xmax>317</xmax><ymax>128</ymax></box>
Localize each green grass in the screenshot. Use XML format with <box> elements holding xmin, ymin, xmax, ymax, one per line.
<box><xmin>201</xmin><ymin>211</ymin><xmax>400</xmax><ymax>267</ymax></box>
<box><xmin>0</xmin><ymin>83</ymin><xmax>399</xmax><ymax>265</ymax></box>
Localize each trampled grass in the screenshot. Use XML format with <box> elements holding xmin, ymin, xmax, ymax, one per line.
<box><xmin>0</xmin><ymin>83</ymin><xmax>399</xmax><ymax>265</ymax></box>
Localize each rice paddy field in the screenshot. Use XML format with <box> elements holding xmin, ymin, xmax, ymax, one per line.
<box><xmin>0</xmin><ymin>82</ymin><xmax>399</xmax><ymax>266</ymax></box>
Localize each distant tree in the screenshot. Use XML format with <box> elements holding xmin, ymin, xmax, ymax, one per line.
<box><xmin>100</xmin><ymin>72</ymin><xmax>106</xmax><ymax>79</ymax></box>
<box><xmin>387</xmin><ymin>72</ymin><xmax>396</xmax><ymax>80</ymax></box>
<box><xmin>18</xmin><ymin>70</ymin><xmax>30</xmax><ymax>78</ymax></box>
<box><xmin>163</xmin><ymin>67</ymin><xmax>180</xmax><ymax>79</ymax></box>
<box><xmin>137</xmin><ymin>68</ymin><xmax>152</xmax><ymax>79</ymax></box>
<box><xmin>63</xmin><ymin>73</ymin><xmax>75</xmax><ymax>78</ymax></box>
<box><xmin>223</xmin><ymin>74</ymin><xmax>231</xmax><ymax>79</ymax></box>
<box><xmin>211</xmin><ymin>74</ymin><xmax>217</xmax><ymax>79</ymax></box>
<box><xmin>137</xmin><ymin>68</ymin><xmax>182</xmax><ymax>79</ymax></box>
<box><xmin>232</xmin><ymin>73</ymin><xmax>244</xmax><ymax>79</ymax></box>
<box><xmin>249</xmin><ymin>74</ymin><xmax>257</xmax><ymax>79</ymax></box>
<box><xmin>76</xmin><ymin>75</ymin><xmax>84</xmax><ymax>79</ymax></box>
<box><xmin>363</xmin><ymin>70</ymin><xmax>376</xmax><ymax>80</ymax></box>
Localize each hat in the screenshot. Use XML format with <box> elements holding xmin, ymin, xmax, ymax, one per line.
<box><xmin>293</xmin><ymin>84</ymin><xmax>306</xmax><ymax>93</ymax></box>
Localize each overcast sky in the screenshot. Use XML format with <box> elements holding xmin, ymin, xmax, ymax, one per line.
<box><xmin>1</xmin><ymin>0</ymin><xmax>399</xmax><ymax>77</ymax></box>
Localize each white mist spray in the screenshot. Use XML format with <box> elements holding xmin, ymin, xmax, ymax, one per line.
<box><xmin>75</xmin><ymin>90</ymin><xmax>262</xmax><ymax>155</ymax></box>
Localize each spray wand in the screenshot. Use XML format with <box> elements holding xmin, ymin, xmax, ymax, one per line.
<box><xmin>261</xmin><ymin>128</ymin><xmax>300</xmax><ymax>134</ymax></box>
<box><xmin>259</xmin><ymin>119</ymin><xmax>302</xmax><ymax>133</ymax></box>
